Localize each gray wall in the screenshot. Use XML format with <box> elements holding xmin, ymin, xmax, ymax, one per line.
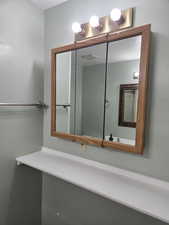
<box><xmin>43</xmin><ymin>0</ymin><xmax>169</xmax><ymax>224</ymax></box>
<box><xmin>0</xmin><ymin>0</ymin><xmax>44</xmax><ymax>224</ymax></box>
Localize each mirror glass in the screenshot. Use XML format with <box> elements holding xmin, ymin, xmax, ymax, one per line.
<box><xmin>104</xmin><ymin>36</ymin><xmax>141</xmax><ymax>145</ymax></box>
<box><xmin>55</xmin><ymin>43</ymin><xmax>107</xmax><ymax>138</ymax></box>
<box><xmin>124</xmin><ymin>89</ymin><xmax>138</xmax><ymax>122</ymax></box>
<box><xmin>75</xmin><ymin>43</ymin><xmax>107</xmax><ymax>139</ymax></box>
<box><xmin>120</xmin><ymin>84</ymin><xmax>138</xmax><ymax>124</ymax></box>
<box><xmin>55</xmin><ymin>50</ymin><xmax>76</xmax><ymax>134</ymax></box>
<box><xmin>55</xmin><ymin>36</ymin><xmax>142</xmax><ymax>145</ymax></box>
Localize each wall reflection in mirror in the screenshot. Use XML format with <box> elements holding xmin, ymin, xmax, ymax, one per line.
<box><xmin>55</xmin><ymin>35</ymin><xmax>141</xmax><ymax>146</ymax></box>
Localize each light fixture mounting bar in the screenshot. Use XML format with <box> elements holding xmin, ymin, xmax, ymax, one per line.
<box><xmin>75</xmin><ymin>8</ymin><xmax>133</xmax><ymax>42</ymax></box>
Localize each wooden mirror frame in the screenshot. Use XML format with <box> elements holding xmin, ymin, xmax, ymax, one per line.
<box><xmin>51</xmin><ymin>24</ymin><xmax>151</xmax><ymax>154</ymax></box>
<box><xmin>118</xmin><ymin>83</ymin><xmax>138</xmax><ymax>128</ymax></box>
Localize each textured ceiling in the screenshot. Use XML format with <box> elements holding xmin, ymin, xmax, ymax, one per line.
<box><xmin>30</xmin><ymin>0</ymin><xmax>68</xmax><ymax>10</ymax></box>
<box><xmin>79</xmin><ymin>36</ymin><xmax>142</xmax><ymax>66</ymax></box>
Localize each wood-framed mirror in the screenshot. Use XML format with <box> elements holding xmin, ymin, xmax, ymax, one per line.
<box><xmin>51</xmin><ymin>24</ymin><xmax>151</xmax><ymax>154</ymax></box>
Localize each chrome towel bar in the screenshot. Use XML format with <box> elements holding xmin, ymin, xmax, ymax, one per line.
<box><xmin>0</xmin><ymin>101</ymin><xmax>48</xmax><ymax>109</ymax></box>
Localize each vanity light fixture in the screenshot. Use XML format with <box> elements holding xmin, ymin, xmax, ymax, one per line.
<box><xmin>73</xmin><ymin>8</ymin><xmax>133</xmax><ymax>41</ymax></box>
<box><xmin>110</xmin><ymin>8</ymin><xmax>122</xmax><ymax>22</ymax></box>
<box><xmin>89</xmin><ymin>16</ymin><xmax>100</xmax><ymax>28</ymax></box>
<box><xmin>72</xmin><ymin>22</ymin><xmax>82</xmax><ymax>33</ymax></box>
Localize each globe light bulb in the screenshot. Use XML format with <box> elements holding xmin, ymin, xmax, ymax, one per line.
<box><xmin>72</xmin><ymin>22</ymin><xmax>82</xmax><ymax>33</ymax></box>
<box><xmin>110</xmin><ymin>8</ymin><xmax>122</xmax><ymax>22</ymax></box>
<box><xmin>89</xmin><ymin>16</ymin><xmax>100</xmax><ymax>28</ymax></box>
<box><xmin>133</xmin><ymin>72</ymin><xmax>139</xmax><ymax>79</ymax></box>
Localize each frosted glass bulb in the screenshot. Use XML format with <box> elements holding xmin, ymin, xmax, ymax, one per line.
<box><xmin>72</xmin><ymin>22</ymin><xmax>82</xmax><ymax>33</ymax></box>
<box><xmin>89</xmin><ymin>16</ymin><xmax>100</xmax><ymax>28</ymax></box>
<box><xmin>110</xmin><ymin>8</ymin><xmax>122</xmax><ymax>22</ymax></box>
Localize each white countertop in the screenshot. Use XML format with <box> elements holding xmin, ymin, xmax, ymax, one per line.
<box><xmin>16</xmin><ymin>147</ymin><xmax>169</xmax><ymax>224</ymax></box>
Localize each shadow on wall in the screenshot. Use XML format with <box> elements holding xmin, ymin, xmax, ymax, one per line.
<box><xmin>42</xmin><ymin>174</ymin><xmax>168</xmax><ymax>225</ymax></box>
<box><xmin>142</xmin><ymin>32</ymin><xmax>156</xmax><ymax>159</ymax></box>
<box><xmin>6</xmin><ymin>166</ymin><xmax>42</xmax><ymax>225</ymax></box>
<box><xmin>32</xmin><ymin>62</ymin><xmax>44</xmax><ymax>102</ymax></box>
<box><xmin>0</xmin><ymin>110</ymin><xmax>43</xmax><ymax>225</ymax></box>
<box><xmin>144</xmin><ymin>32</ymin><xmax>167</xmax><ymax>159</ymax></box>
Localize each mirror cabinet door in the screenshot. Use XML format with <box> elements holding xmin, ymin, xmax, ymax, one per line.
<box><xmin>55</xmin><ymin>43</ymin><xmax>108</xmax><ymax>139</ymax></box>
<box><xmin>55</xmin><ymin>50</ymin><xmax>76</xmax><ymax>134</ymax></box>
<box><xmin>104</xmin><ymin>35</ymin><xmax>142</xmax><ymax>146</ymax></box>
<box><xmin>75</xmin><ymin>43</ymin><xmax>107</xmax><ymax>139</ymax></box>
